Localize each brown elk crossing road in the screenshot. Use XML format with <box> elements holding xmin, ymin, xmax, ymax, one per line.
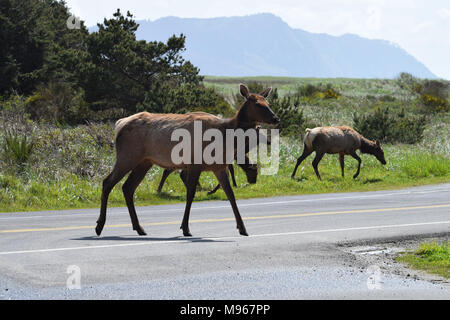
<box><xmin>0</xmin><ymin>184</ymin><xmax>449</xmax><ymax>299</ymax></box>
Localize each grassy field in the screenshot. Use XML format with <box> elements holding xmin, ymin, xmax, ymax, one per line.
<box><xmin>0</xmin><ymin>76</ymin><xmax>449</xmax><ymax>212</ymax></box>
<box><xmin>0</xmin><ymin>138</ymin><xmax>449</xmax><ymax>213</ymax></box>
<box><xmin>396</xmin><ymin>242</ymin><xmax>450</xmax><ymax>279</ymax></box>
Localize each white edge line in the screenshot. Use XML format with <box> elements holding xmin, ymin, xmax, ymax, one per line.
<box><xmin>0</xmin><ymin>221</ymin><xmax>448</xmax><ymax>256</ymax></box>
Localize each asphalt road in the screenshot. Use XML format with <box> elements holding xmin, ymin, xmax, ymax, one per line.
<box><xmin>0</xmin><ymin>183</ymin><xmax>449</xmax><ymax>300</ymax></box>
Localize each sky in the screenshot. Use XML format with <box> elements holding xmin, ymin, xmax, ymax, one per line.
<box><xmin>66</xmin><ymin>0</ymin><xmax>450</xmax><ymax>79</ymax></box>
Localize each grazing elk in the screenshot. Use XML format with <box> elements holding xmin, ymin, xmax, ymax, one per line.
<box><xmin>291</xmin><ymin>126</ymin><xmax>386</xmax><ymax>180</ymax></box>
<box><xmin>96</xmin><ymin>84</ymin><xmax>279</xmax><ymax>237</ymax></box>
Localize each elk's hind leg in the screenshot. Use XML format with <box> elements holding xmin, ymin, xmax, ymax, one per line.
<box><xmin>228</xmin><ymin>164</ymin><xmax>237</xmax><ymax>187</ymax></box>
<box><xmin>96</xmin><ymin>164</ymin><xmax>130</xmax><ymax>236</ymax></box>
<box><xmin>350</xmin><ymin>151</ymin><xmax>362</xmax><ymax>179</ymax></box>
<box><xmin>157</xmin><ymin>169</ymin><xmax>173</xmax><ymax>193</ymax></box>
<box><xmin>208</xmin><ymin>164</ymin><xmax>236</xmax><ymax>195</ymax></box>
<box><xmin>339</xmin><ymin>154</ymin><xmax>345</xmax><ymax>178</ymax></box>
<box><xmin>312</xmin><ymin>151</ymin><xmax>325</xmax><ymax>181</ymax></box>
<box><xmin>122</xmin><ymin>161</ymin><xmax>153</xmax><ymax>236</ymax></box>
<box><xmin>292</xmin><ymin>144</ymin><xmax>313</xmax><ymax>178</ymax></box>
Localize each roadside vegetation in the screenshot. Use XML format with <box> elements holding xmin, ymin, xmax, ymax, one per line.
<box><xmin>396</xmin><ymin>242</ymin><xmax>449</xmax><ymax>279</ymax></box>
<box><xmin>1</xmin><ymin>1</ymin><xmax>449</xmax><ymax>212</ymax></box>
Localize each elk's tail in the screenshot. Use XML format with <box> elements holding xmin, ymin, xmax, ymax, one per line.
<box><xmin>304</xmin><ymin>128</ymin><xmax>316</xmax><ymax>150</ymax></box>
<box><xmin>114</xmin><ymin>117</ymin><xmax>131</xmax><ymax>142</ymax></box>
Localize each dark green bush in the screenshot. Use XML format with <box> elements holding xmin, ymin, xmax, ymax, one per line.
<box><xmin>138</xmin><ymin>83</ymin><xmax>234</xmax><ymax>117</ymax></box>
<box><xmin>26</xmin><ymin>82</ymin><xmax>90</xmax><ymax>125</ymax></box>
<box><xmin>269</xmin><ymin>89</ymin><xmax>307</xmax><ymax>135</ymax></box>
<box><xmin>353</xmin><ymin>107</ymin><xmax>426</xmax><ymax>144</ymax></box>
<box><xmin>297</xmin><ymin>84</ymin><xmax>321</xmax><ymax>97</ymax></box>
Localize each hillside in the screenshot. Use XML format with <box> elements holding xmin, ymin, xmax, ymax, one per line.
<box><xmin>132</xmin><ymin>13</ymin><xmax>435</xmax><ymax>79</ymax></box>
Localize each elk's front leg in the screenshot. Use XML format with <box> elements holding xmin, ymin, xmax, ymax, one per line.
<box><xmin>214</xmin><ymin>169</ymin><xmax>248</xmax><ymax>236</ymax></box>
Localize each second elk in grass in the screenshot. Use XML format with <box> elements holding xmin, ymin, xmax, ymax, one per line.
<box><xmin>291</xmin><ymin>126</ymin><xmax>386</xmax><ymax>180</ymax></box>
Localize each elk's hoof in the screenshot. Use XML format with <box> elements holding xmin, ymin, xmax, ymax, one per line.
<box><xmin>95</xmin><ymin>223</ymin><xmax>104</xmax><ymax>236</ymax></box>
<box><xmin>134</xmin><ymin>226</ymin><xmax>147</xmax><ymax>236</ymax></box>
<box><xmin>183</xmin><ymin>231</ymin><xmax>192</xmax><ymax>237</ymax></box>
<box><xmin>239</xmin><ymin>228</ymin><xmax>249</xmax><ymax>237</ymax></box>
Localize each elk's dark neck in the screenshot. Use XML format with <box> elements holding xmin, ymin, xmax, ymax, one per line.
<box><xmin>234</xmin><ymin>102</ymin><xmax>256</xmax><ymax>130</ymax></box>
<box><xmin>360</xmin><ymin>137</ymin><xmax>377</xmax><ymax>155</ymax></box>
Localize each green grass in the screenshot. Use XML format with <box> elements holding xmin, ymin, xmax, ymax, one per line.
<box><xmin>396</xmin><ymin>242</ymin><xmax>450</xmax><ymax>279</ymax></box>
<box><xmin>1</xmin><ymin>142</ymin><xmax>449</xmax><ymax>213</ymax></box>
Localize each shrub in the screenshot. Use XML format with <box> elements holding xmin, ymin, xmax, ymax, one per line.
<box><xmin>26</xmin><ymin>82</ymin><xmax>91</xmax><ymax>124</ymax></box>
<box><xmin>323</xmin><ymin>88</ymin><xmax>341</xmax><ymax>99</ymax></box>
<box><xmin>418</xmin><ymin>80</ymin><xmax>449</xmax><ymax>113</ymax></box>
<box><xmin>269</xmin><ymin>89</ymin><xmax>307</xmax><ymax>135</ymax></box>
<box><xmin>421</xmin><ymin>94</ymin><xmax>449</xmax><ymax>113</ymax></box>
<box><xmin>139</xmin><ymin>83</ymin><xmax>234</xmax><ymax>117</ymax></box>
<box><xmin>353</xmin><ymin>107</ymin><xmax>426</xmax><ymax>144</ymax></box>
<box><xmin>296</xmin><ymin>83</ymin><xmax>340</xmax><ymax>99</ymax></box>
<box><xmin>396</xmin><ymin>72</ymin><xmax>420</xmax><ymax>90</ymax></box>
<box><xmin>2</xmin><ymin>129</ymin><xmax>34</xmax><ymax>169</ymax></box>
<box><xmin>297</xmin><ymin>84</ymin><xmax>321</xmax><ymax>97</ymax></box>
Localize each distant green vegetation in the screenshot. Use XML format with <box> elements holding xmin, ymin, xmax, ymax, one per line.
<box><xmin>396</xmin><ymin>242</ymin><xmax>449</xmax><ymax>279</ymax></box>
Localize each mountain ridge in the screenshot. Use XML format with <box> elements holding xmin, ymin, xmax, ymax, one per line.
<box><xmin>93</xmin><ymin>13</ymin><xmax>436</xmax><ymax>78</ymax></box>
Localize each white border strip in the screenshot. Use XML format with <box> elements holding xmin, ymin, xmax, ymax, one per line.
<box><xmin>0</xmin><ymin>221</ymin><xmax>448</xmax><ymax>256</ymax></box>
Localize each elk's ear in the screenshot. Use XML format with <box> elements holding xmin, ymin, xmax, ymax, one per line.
<box><xmin>260</xmin><ymin>88</ymin><xmax>272</xmax><ymax>98</ymax></box>
<box><xmin>240</xmin><ymin>84</ymin><xmax>250</xmax><ymax>99</ymax></box>
<box><xmin>376</xmin><ymin>140</ymin><xmax>381</xmax><ymax>147</ymax></box>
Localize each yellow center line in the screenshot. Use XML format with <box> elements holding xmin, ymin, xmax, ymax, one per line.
<box><xmin>0</xmin><ymin>204</ymin><xmax>449</xmax><ymax>234</ymax></box>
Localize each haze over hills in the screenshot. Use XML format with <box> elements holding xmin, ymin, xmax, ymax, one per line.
<box><xmin>101</xmin><ymin>13</ymin><xmax>437</xmax><ymax>78</ymax></box>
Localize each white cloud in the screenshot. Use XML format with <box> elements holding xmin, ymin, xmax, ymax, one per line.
<box><xmin>413</xmin><ymin>21</ymin><xmax>434</xmax><ymax>33</ymax></box>
<box><xmin>438</xmin><ymin>8</ymin><xmax>450</xmax><ymax>19</ymax></box>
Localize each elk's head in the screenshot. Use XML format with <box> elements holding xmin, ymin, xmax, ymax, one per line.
<box><xmin>239</xmin><ymin>84</ymin><xmax>280</xmax><ymax>126</ymax></box>
<box><xmin>244</xmin><ymin>163</ymin><xmax>258</xmax><ymax>184</ymax></box>
<box><xmin>374</xmin><ymin>140</ymin><xmax>387</xmax><ymax>165</ymax></box>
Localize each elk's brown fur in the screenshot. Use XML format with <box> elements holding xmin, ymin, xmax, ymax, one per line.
<box><xmin>157</xmin><ymin>126</ymin><xmax>269</xmax><ymax>194</ymax></box>
<box><xmin>96</xmin><ymin>85</ymin><xmax>279</xmax><ymax>237</ymax></box>
<box><xmin>291</xmin><ymin>126</ymin><xmax>386</xmax><ymax>180</ymax></box>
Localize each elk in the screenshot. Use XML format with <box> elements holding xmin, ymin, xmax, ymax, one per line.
<box><xmin>96</xmin><ymin>85</ymin><xmax>279</xmax><ymax>237</ymax></box>
<box><xmin>291</xmin><ymin>126</ymin><xmax>386</xmax><ymax>180</ymax></box>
